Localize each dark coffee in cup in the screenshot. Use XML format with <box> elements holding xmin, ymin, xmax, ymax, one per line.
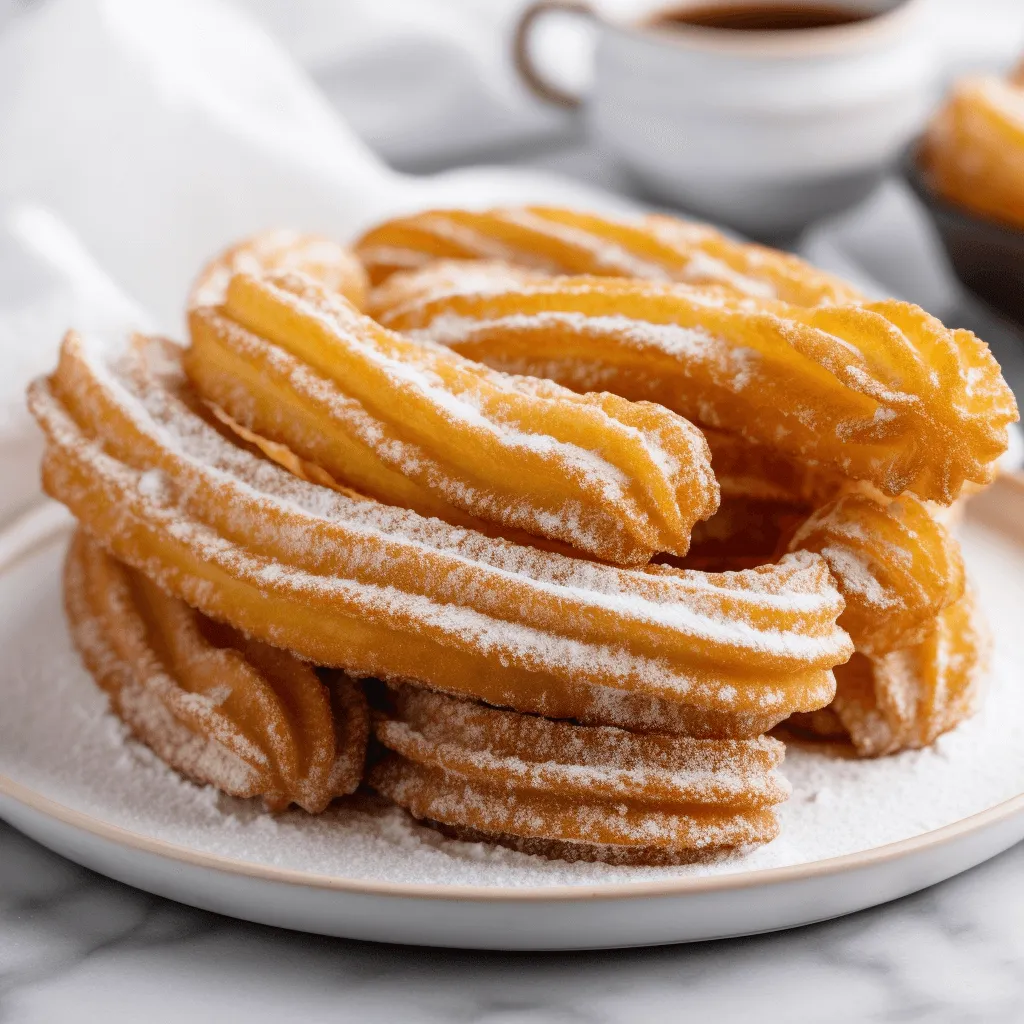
<box><xmin>513</xmin><ymin>0</ymin><xmax>931</xmax><ymax>235</ymax></box>
<box><xmin>648</xmin><ymin>4</ymin><xmax>874</xmax><ymax>32</ymax></box>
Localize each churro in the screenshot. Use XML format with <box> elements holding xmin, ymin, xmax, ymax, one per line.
<box><xmin>377</xmin><ymin>263</ymin><xmax>1017</xmax><ymax>504</ymax></box>
<box><xmin>370</xmin><ymin>685</ymin><xmax>789</xmax><ymax>864</ymax></box>
<box><xmin>829</xmin><ymin>589</ymin><xmax>987</xmax><ymax>756</ymax></box>
<box><xmin>186</xmin><ymin>271</ymin><xmax>719</xmax><ymax>565</ymax></box>
<box><xmin>355</xmin><ymin>206</ymin><xmax>862</xmax><ymax>305</ymax></box>
<box><xmin>189</xmin><ymin>230</ymin><xmax>368</xmax><ymax>310</ymax></box>
<box><xmin>789</xmin><ymin>491</ymin><xmax>965</xmax><ymax>656</ymax></box>
<box><xmin>65</xmin><ymin>529</ymin><xmax>368</xmax><ymax>811</ymax></box>
<box><xmin>29</xmin><ymin>330</ymin><xmax>851</xmax><ymax>736</ymax></box>
<box><xmin>920</xmin><ymin>75</ymin><xmax>1024</xmax><ymax>232</ymax></box>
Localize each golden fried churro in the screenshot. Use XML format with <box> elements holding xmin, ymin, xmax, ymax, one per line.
<box><xmin>829</xmin><ymin>589</ymin><xmax>987</xmax><ymax>756</ymax></box>
<box><xmin>920</xmin><ymin>75</ymin><xmax>1024</xmax><ymax>232</ymax></box>
<box><xmin>370</xmin><ymin>685</ymin><xmax>789</xmax><ymax>864</ymax></box>
<box><xmin>789</xmin><ymin>492</ymin><xmax>965</xmax><ymax>656</ymax></box>
<box><xmin>377</xmin><ymin>264</ymin><xmax>1017</xmax><ymax>504</ymax></box>
<box><xmin>65</xmin><ymin>530</ymin><xmax>368</xmax><ymax>811</ymax></box>
<box><xmin>355</xmin><ymin>206</ymin><xmax>862</xmax><ymax>305</ymax></box>
<box><xmin>29</xmin><ymin>331</ymin><xmax>851</xmax><ymax>736</ymax></box>
<box><xmin>185</xmin><ymin>271</ymin><xmax>719</xmax><ymax>565</ymax></box>
<box><xmin>189</xmin><ymin>230</ymin><xmax>369</xmax><ymax>310</ymax></box>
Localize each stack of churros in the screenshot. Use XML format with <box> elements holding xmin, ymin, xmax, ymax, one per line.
<box><xmin>28</xmin><ymin>205</ymin><xmax>1018</xmax><ymax>863</ymax></box>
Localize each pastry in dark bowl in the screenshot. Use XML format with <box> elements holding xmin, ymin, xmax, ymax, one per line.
<box><xmin>906</xmin><ymin>66</ymin><xmax>1024</xmax><ymax>326</ymax></box>
<box><xmin>905</xmin><ymin>147</ymin><xmax>1024</xmax><ymax>327</ymax></box>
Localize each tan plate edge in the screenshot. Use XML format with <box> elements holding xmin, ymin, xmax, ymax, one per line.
<box><xmin>2</xmin><ymin>772</ymin><xmax>1022</xmax><ymax>903</ymax></box>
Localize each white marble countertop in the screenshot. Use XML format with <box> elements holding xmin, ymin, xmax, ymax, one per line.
<box><xmin>1</xmin><ymin>819</ymin><xmax>1021</xmax><ymax>1023</ymax></box>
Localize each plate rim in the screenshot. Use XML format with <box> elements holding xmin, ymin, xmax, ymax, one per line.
<box><xmin>2</xmin><ymin>771</ymin><xmax>1023</xmax><ymax>903</ymax></box>
<box><xmin>2</xmin><ymin>477</ymin><xmax>1023</xmax><ymax>905</ymax></box>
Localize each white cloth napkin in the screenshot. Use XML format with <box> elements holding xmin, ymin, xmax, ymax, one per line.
<box><xmin>0</xmin><ymin>0</ymin><xmax>1021</xmax><ymax>531</ymax></box>
<box><xmin>0</xmin><ymin>205</ymin><xmax>151</xmax><ymax>524</ymax></box>
<box><xmin>0</xmin><ymin>0</ymin><xmax>633</xmax><ymax>527</ymax></box>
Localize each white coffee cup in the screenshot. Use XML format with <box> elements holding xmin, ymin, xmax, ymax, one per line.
<box><xmin>514</xmin><ymin>0</ymin><xmax>936</xmax><ymax>237</ymax></box>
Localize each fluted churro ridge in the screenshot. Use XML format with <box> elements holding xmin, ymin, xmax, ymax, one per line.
<box><xmin>65</xmin><ymin>529</ymin><xmax>368</xmax><ymax>811</ymax></box>
<box><xmin>355</xmin><ymin>206</ymin><xmax>861</xmax><ymax>306</ymax></box>
<box><xmin>30</xmin><ymin>330</ymin><xmax>851</xmax><ymax>734</ymax></box>
<box><xmin>186</xmin><ymin>270</ymin><xmax>719</xmax><ymax>565</ymax></box>
<box><xmin>376</xmin><ymin>264</ymin><xmax>1017</xmax><ymax>504</ymax></box>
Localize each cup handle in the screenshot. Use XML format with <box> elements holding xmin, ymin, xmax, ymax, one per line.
<box><xmin>513</xmin><ymin>0</ymin><xmax>595</xmax><ymax>110</ymax></box>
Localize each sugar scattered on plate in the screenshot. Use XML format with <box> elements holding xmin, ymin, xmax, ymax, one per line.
<box><xmin>1</xmin><ymin>520</ymin><xmax>1022</xmax><ymax>888</ymax></box>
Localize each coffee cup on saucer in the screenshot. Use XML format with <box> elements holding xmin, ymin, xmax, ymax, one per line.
<box><xmin>514</xmin><ymin>0</ymin><xmax>937</xmax><ymax>238</ymax></box>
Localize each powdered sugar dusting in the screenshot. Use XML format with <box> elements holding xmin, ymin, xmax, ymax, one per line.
<box><xmin>1</xmin><ymin>515</ymin><xmax>1020</xmax><ymax>887</ymax></box>
<box><xmin>356</xmin><ymin>207</ymin><xmax>862</xmax><ymax>307</ymax></box>
<box><xmin>207</xmin><ymin>272</ymin><xmax>719</xmax><ymax>564</ymax></box>
<box><xmin>376</xmin><ymin>273</ymin><xmax>1018</xmax><ymax>505</ymax></box>
<box><xmin>28</xmin><ymin>331</ymin><xmax>851</xmax><ymax>716</ymax></box>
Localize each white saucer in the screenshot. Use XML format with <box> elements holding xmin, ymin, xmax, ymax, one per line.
<box><xmin>2</xmin><ymin>481</ymin><xmax>1023</xmax><ymax>950</ymax></box>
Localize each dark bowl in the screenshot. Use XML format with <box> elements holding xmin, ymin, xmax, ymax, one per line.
<box><xmin>903</xmin><ymin>147</ymin><xmax>1024</xmax><ymax>327</ymax></box>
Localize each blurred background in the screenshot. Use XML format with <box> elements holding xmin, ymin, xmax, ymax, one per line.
<box><xmin>0</xmin><ymin>0</ymin><xmax>1023</xmax><ymax>528</ymax></box>
<box><xmin>6</xmin><ymin>0</ymin><xmax>1019</xmax><ymax>172</ymax></box>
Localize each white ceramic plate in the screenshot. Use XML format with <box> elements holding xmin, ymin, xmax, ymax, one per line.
<box><xmin>2</xmin><ymin>482</ymin><xmax>1024</xmax><ymax>951</ymax></box>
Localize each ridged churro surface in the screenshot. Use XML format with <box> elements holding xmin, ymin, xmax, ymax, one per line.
<box><xmin>355</xmin><ymin>206</ymin><xmax>862</xmax><ymax>306</ymax></box>
<box><xmin>829</xmin><ymin>590</ymin><xmax>987</xmax><ymax>757</ymax></box>
<box><xmin>370</xmin><ymin>685</ymin><xmax>789</xmax><ymax>863</ymax></box>
<box><xmin>30</xmin><ymin>331</ymin><xmax>851</xmax><ymax>736</ymax></box>
<box><xmin>376</xmin><ymin>263</ymin><xmax>1017</xmax><ymax>504</ymax></box>
<box><xmin>186</xmin><ymin>271</ymin><xmax>718</xmax><ymax>565</ymax></box>
<box><xmin>189</xmin><ymin>230</ymin><xmax>369</xmax><ymax>310</ymax></box>
<box><xmin>789</xmin><ymin>492</ymin><xmax>966</xmax><ymax>657</ymax></box>
<box><xmin>65</xmin><ymin>530</ymin><xmax>368</xmax><ymax>811</ymax></box>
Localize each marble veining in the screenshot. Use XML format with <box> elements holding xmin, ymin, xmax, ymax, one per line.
<box><xmin>1</xmin><ymin>821</ymin><xmax>1022</xmax><ymax>1023</ymax></box>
